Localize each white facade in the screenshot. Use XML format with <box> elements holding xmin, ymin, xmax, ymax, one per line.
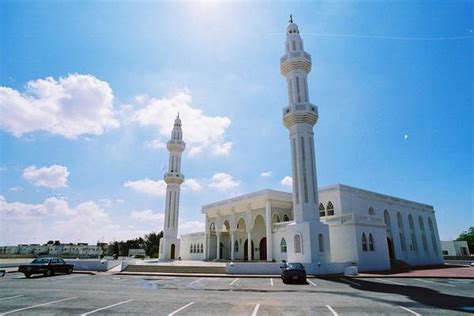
<box><xmin>441</xmin><ymin>240</ymin><xmax>471</xmax><ymax>256</ymax></box>
<box><xmin>168</xmin><ymin>18</ymin><xmax>443</xmax><ymax>274</ymax></box>
<box><xmin>159</xmin><ymin>115</ymin><xmax>185</xmax><ymax>261</ymax></box>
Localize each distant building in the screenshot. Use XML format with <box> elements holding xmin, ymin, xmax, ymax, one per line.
<box><xmin>128</xmin><ymin>249</ymin><xmax>146</xmax><ymax>257</ymax></box>
<box><xmin>441</xmin><ymin>240</ymin><xmax>471</xmax><ymax>256</ymax></box>
<box><xmin>0</xmin><ymin>242</ymin><xmax>103</xmax><ymax>258</ymax></box>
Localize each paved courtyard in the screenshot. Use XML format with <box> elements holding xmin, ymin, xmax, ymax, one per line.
<box><xmin>1</xmin><ymin>272</ymin><xmax>473</xmax><ymax>315</ymax></box>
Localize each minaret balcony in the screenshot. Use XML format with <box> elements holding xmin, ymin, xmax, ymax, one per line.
<box><xmin>167</xmin><ymin>140</ymin><xmax>186</xmax><ymax>152</ymax></box>
<box><xmin>164</xmin><ymin>172</ymin><xmax>185</xmax><ymax>184</ymax></box>
<box><xmin>280</xmin><ymin>51</ymin><xmax>311</xmax><ymax>64</ymax></box>
<box><xmin>282</xmin><ymin>103</ymin><xmax>319</xmax><ymax>128</ymax></box>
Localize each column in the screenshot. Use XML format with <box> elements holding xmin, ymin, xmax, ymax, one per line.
<box><xmin>216</xmin><ymin>231</ymin><xmax>221</xmax><ymax>260</ymax></box>
<box><xmin>205</xmin><ymin>233</ymin><xmax>209</xmax><ymax>260</ymax></box>
<box><xmin>247</xmin><ymin>231</ymin><xmax>252</xmax><ymax>261</ymax></box>
<box><xmin>230</xmin><ymin>231</ymin><xmax>235</xmax><ymax>261</ymax></box>
<box><xmin>265</xmin><ymin>201</ymin><xmax>273</xmax><ymax>262</ymax></box>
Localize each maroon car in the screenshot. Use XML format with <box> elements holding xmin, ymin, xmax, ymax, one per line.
<box><xmin>18</xmin><ymin>257</ymin><xmax>74</xmax><ymax>278</ymax></box>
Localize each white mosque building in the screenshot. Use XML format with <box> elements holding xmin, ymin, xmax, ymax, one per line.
<box><xmin>159</xmin><ymin>18</ymin><xmax>444</xmax><ymax>274</ymax></box>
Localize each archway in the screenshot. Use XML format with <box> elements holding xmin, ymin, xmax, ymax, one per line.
<box><xmin>259</xmin><ymin>237</ymin><xmax>267</xmax><ymax>260</ymax></box>
<box><xmin>170</xmin><ymin>244</ymin><xmax>175</xmax><ymax>260</ymax></box>
<box><xmin>244</xmin><ymin>239</ymin><xmax>254</xmax><ymax>261</ymax></box>
<box><xmin>387</xmin><ymin>237</ymin><xmax>395</xmax><ymax>260</ymax></box>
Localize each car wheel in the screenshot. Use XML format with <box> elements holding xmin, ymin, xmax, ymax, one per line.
<box><xmin>44</xmin><ymin>270</ymin><xmax>52</xmax><ymax>277</ymax></box>
<box><xmin>25</xmin><ymin>273</ymin><xmax>31</xmax><ymax>278</ymax></box>
<box><xmin>67</xmin><ymin>268</ymin><xmax>73</xmax><ymax>274</ymax></box>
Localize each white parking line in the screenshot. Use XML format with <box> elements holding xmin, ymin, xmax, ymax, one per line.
<box><xmin>399</xmin><ymin>306</ymin><xmax>421</xmax><ymax>315</ymax></box>
<box><xmin>251</xmin><ymin>304</ymin><xmax>260</xmax><ymax>316</ymax></box>
<box><xmin>230</xmin><ymin>278</ymin><xmax>239</xmax><ymax>285</ymax></box>
<box><xmin>168</xmin><ymin>302</ymin><xmax>194</xmax><ymax>316</ymax></box>
<box><xmin>81</xmin><ymin>299</ymin><xmax>133</xmax><ymax>315</ymax></box>
<box><xmin>0</xmin><ymin>295</ymin><xmax>23</xmax><ymax>302</ymax></box>
<box><xmin>188</xmin><ymin>278</ymin><xmax>204</xmax><ymax>286</ymax></box>
<box><xmin>2</xmin><ymin>297</ymin><xmax>77</xmax><ymax>315</ymax></box>
<box><xmin>326</xmin><ymin>305</ymin><xmax>338</xmax><ymax>316</ymax></box>
<box><xmin>375</xmin><ymin>278</ymin><xmax>405</xmax><ymax>286</ymax></box>
<box><xmin>414</xmin><ymin>278</ymin><xmax>455</xmax><ymax>287</ymax></box>
<box><xmin>308</xmin><ymin>279</ymin><xmax>317</xmax><ymax>287</ymax></box>
<box><xmin>270</xmin><ymin>278</ymin><xmax>274</xmax><ymax>286</ymax></box>
<box><xmin>339</xmin><ymin>278</ymin><xmax>361</xmax><ymax>287</ymax></box>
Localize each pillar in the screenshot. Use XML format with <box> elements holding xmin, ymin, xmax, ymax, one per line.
<box><xmin>265</xmin><ymin>201</ymin><xmax>273</xmax><ymax>262</ymax></box>
<box><xmin>247</xmin><ymin>231</ymin><xmax>252</xmax><ymax>261</ymax></box>
<box><xmin>230</xmin><ymin>231</ymin><xmax>235</xmax><ymax>261</ymax></box>
<box><xmin>216</xmin><ymin>231</ymin><xmax>221</xmax><ymax>260</ymax></box>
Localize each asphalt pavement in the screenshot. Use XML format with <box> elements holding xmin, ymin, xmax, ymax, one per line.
<box><xmin>1</xmin><ymin>272</ymin><xmax>473</xmax><ymax>315</ymax></box>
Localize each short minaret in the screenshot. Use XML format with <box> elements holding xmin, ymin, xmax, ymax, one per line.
<box><xmin>159</xmin><ymin>114</ymin><xmax>185</xmax><ymax>260</ymax></box>
<box><xmin>281</xmin><ymin>15</ymin><xmax>320</xmax><ymax>223</ymax></box>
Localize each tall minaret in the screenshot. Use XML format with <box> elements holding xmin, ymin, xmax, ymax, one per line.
<box><xmin>281</xmin><ymin>15</ymin><xmax>320</xmax><ymax>223</ymax></box>
<box><xmin>159</xmin><ymin>114</ymin><xmax>185</xmax><ymax>260</ymax></box>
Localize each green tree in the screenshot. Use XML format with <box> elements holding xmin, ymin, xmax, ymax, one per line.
<box><xmin>144</xmin><ymin>231</ymin><xmax>163</xmax><ymax>258</ymax></box>
<box><xmin>456</xmin><ymin>226</ymin><xmax>474</xmax><ymax>253</ymax></box>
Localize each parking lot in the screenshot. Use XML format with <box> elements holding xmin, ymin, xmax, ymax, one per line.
<box><xmin>1</xmin><ymin>272</ymin><xmax>473</xmax><ymax>315</ymax></box>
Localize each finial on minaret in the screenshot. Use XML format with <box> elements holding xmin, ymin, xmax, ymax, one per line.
<box><xmin>289</xmin><ymin>14</ymin><xmax>293</xmax><ymax>23</ymax></box>
<box><xmin>177</xmin><ymin>112</ymin><xmax>180</xmax><ymax>119</ymax></box>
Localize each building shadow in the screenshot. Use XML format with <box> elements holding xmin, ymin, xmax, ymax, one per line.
<box><xmin>322</xmin><ymin>277</ymin><xmax>474</xmax><ymax>314</ymax></box>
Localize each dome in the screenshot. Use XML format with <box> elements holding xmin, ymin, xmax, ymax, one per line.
<box><xmin>287</xmin><ymin>22</ymin><xmax>299</xmax><ymax>35</ymax></box>
<box><xmin>174</xmin><ymin>114</ymin><xmax>182</xmax><ymax>126</ymax></box>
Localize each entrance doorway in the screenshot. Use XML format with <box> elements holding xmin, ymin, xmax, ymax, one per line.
<box><xmin>259</xmin><ymin>238</ymin><xmax>267</xmax><ymax>260</ymax></box>
<box><xmin>170</xmin><ymin>244</ymin><xmax>175</xmax><ymax>259</ymax></box>
<box><xmin>244</xmin><ymin>239</ymin><xmax>254</xmax><ymax>261</ymax></box>
<box><xmin>387</xmin><ymin>237</ymin><xmax>395</xmax><ymax>260</ymax></box>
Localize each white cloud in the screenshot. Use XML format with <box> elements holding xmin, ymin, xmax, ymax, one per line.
<box><xmin>8</xmin><ymin>186</ymin><xmax>23</xmax><ymax>192</ymax></box>
<box><xmin>0</xmin><ymin>74</ymin><xmax>119</xmax><ymax>138</ymax></box>
<box><xmin>183</xmin><ymin>178</ymin><xmax>202</xmax><ymax>191</ymax></box>
<box><xmin>147</xmin><ymin>139</ymin><xmax>167</xmax><ymax>149</ymax></box>
<box><xmin>132</xmin><ymin>90</ymin><xmax>232</xmax><ymax>157</ymax></box>
<box><xmin>260</xmin><ymin>171</ymin><xmax>272</xmax><ymax>178</ymax></box>
<box><xmin>281</xmin><ymin>176</ymin><xmax>293</xmax><ymax>187</ymax></box>
<box><xmin>178</xmin><ymin>219</ymin><xmax>205</xmax><ymax>235</ymax></box>
<box><xmin>208</xmin><ymin>173</ymin><xmax>239</xmax><ymax>192</ymax></box>
<box><xmin>124</xmin><ymin>178</ymin><xmax>167</xmax><ymax>196</ymax></box>
<box><xmin>130</xmin><ymin>209</ymin><xmax>164</xmax><ymax>222</ymax></box>
<box><xmin>23</xmin><ymin>165</ymin><xmax>69</xmax><ymax>189</ymax></box>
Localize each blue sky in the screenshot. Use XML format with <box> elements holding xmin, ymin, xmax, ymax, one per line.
<box><xmin>0</xmin><ymin>1</ymin><xmax>472</xmax><ymax>245</ymax></box>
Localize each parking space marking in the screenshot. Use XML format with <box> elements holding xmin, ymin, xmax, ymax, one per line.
<box><xmin>414</xmin><ymin>278</ymin><xmax>455</xmax><ymax>287</ymax></box>
<box><xmin>0</xmin><ymin>295</ymin><xmax>23</xmax><ymax>302</ymax></box>
<box><xmin>81</xmin><ymin>299</ymin><xmax>133</xmax><ymax>315</ymax></box>
<box><xmin>270</xmin><ymin>278</ymin><xmax>273</xmax><ymax>286</ymax></box>
<box><xmin>230</xmin><ymin>278</ymin><xmax>239</xmax><ymax>286</ymax></box>
<box><xmin>168</xmin><ymin>302</ymin><xmax>194</xmax><ymax>316</ymax></box>
<box><xmin>188</xmin><ymin>278</ymin><xmax>204</xmax><ymax>286</ymax></box>
<box><xmin>375</xmin><ymin>278</ymin><xmax>405</xmax><ymax>286</ymax></box>
<box><xmin>399</xmin><ymin>306</ymin><xmax>421</xmax><ymax>316</ymax></box>
<box><xmin>251</xmin><ymin>303</ymin><xmax>260</xmax><ymax>316</ymax></box>
<box><xmin>308</xmin><ymin>280</ymin><xmax>317</xmax><ymax>287</ymax></box>
<box><xmin>2</xmin><ymin>297</ymin><xmax>77</xmax><ymax>315</ymax></box>
<box><xmin>326</xmin><ymin>305</ymin><xmax>338</xmax><ymax>316</ymax></box>
<box><xmin>339</xmin><ymin>278</ymin><xmax>361</xmax><ymax>287</ymax></box>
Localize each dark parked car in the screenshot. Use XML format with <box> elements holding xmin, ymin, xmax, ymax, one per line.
<box><xmin>280</xmin><ymin>262</ymin><xmax>307</xmax><ymax>283</ymax></box>
<box><xmin>18</xmin><ymin>257</ymin><xmax>74</xmax><ymax>278</ymax></box>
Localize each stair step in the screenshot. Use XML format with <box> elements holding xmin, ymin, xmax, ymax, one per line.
<box><xmin>125</xmin><ymin>264</ymin><xmax>226</xmax><ymax>274</ymax></box>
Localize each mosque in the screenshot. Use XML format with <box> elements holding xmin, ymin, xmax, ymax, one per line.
<box><xmin>158</xmin><ymin>18</ymin><xmax>444</xmax><ymax>274</ymax></box>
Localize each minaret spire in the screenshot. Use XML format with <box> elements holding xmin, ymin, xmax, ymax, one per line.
<box><xmin>159</xmin><ymin>116</ymin><xmax>186</xmax><ymax>260</ymax></box>
<box><xmin>281</xmin><ymin>19</ymin><xmax>319</xmax><ymax>222</ymax></box>
<box><xmin>289</xmin><ymin>14</ymin><xmax>293</xmax><ymax>23</ymax></box>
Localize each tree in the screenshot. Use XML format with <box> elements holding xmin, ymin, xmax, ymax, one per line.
<box><xmin>144</xmin><ymin>231</ymin><xmax>163</xmax><ymax>258</ymax></box>
<box><xmin>456</xmin><ymin>226</ymin><xmax>474</xmax><ymax>253</ymax></box>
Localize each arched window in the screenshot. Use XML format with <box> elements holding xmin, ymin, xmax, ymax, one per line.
<box><xmin>234</xmin><ymin>240</ymin><xmax>239</xmax><ymax>252</ymax></box>
<box><xmin>318</xmin><ymin>234</ymin><xmax>324</xmax><ymax>253</ymax></box>
<box><xmin>294</xmin><ymin>235</ymin><xmax>301</xmax><ymax>253</ymax></box>
<box><xmin>397</xmin><ymin>212</ymin><xmax>403</xmax><ymax>229</ymax></box>
<box><xmin>319</xmin><ymin>203</ymin><xmax>326</xmax><ymax>217</ymax></box>
<box><xmin>272</xmin><ymin>213</ymin><xmax>280</xmax><ymax>223</ymax></box>
<box><xmin>200</xmin><ymin>243</ymin><xmax>203</xmax><ymax>253</ymax></box>
<box><xmin>210</xmin><ymin>222</ymin><xmax>215</xmax><ymax>232</ymax></box>
<box><xmin>190</xmin><ymin>244</ymin><xmax>193</xmax><ymax>253</ymax></box>
<box><xmin>408</xmin><ymin>214</ymin><xmax>418</xmax><ymax>252</ymax></box>
<box><xmin>326</xmin><ymin>201</ymin><xmax>334</xmax><ymax>216</ymax></box>
<box><xmin>419</xmin><ymin>216</ymin><xmax>428</xmax><ymax>252</ymax></box>
<box><xmin>280</xmin><ymin>238</ymin><xmax>287</xmax><ymax>253</ymax></box>
<box><xmin>193</xmin><ymin>244</ymin><xmax>197</xmax><ymax>253</ymax></box>
<box><xmin>368</xmin><ymin>207</ymin><xmax>375</xmax><ymax>216</ymax></box>
<box><xmin>369</xmin><ymin>233</ymin><xmax>375</xmax><ymax>251</ymax></box>
<box><xmin>283</xmin><ymin>214</ymin><xmax>290</xmax><ymax>222</ymax></box>
<box><xmin>428</xmin><ymin>218</ymin><xmax>438</xmax><ymax>253</ymax></box>
<box><xmin>362</xmin><ymin>233</ymin><xmax>368</xmax><ymax>251</ymax></box>
<box><xmin>384</xmin><ymin>210</ymin><xmax>391</xmax><ymax>231</ymax></box>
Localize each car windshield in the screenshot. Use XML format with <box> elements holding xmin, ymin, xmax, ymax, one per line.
<box><xmin>287</xmin><ymin>263</ymin><xmax>304</xmax><ymax>269</ymax></box>
<box><xmin>31</xmin><ymin>258</ymin><xmax>50</xmax><ymax>264</ymax></box>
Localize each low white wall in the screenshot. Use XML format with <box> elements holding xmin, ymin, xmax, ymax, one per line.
<box><xmin>226</xmin><ymin>261</ymin><xmax>351</xmax><ymax>275</ymax></box>
<box><xmin>64</xmin><ymin>259</ymin><xmax>122</xmax><ymax>271</ymax></box>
